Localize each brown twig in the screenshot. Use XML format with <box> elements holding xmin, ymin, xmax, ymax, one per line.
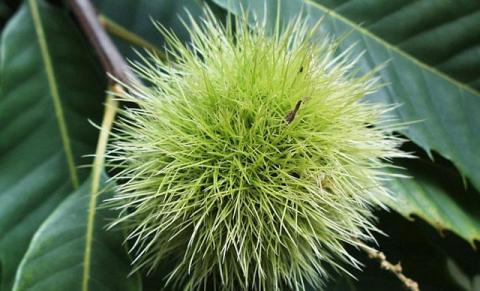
<box><xmin>68</xmin><ymin>0</ymin><xmax>139</xmax><ymax>86</ymax></box>
<box><xmin>357</xmin><ymin>242</ymin><xmax>420</xmax><ymax>291</ymax></box>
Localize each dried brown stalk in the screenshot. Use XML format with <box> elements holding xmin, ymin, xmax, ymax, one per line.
<box><xmin>358</xmin><ymin>242</ymin><xmax>420</xmax><ymax>291</ymax></box>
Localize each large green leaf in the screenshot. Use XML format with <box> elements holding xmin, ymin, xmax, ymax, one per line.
<box><xmin>12</xmin><ymin>175</ymin><xmax>140</xmax><ymax>291</ymax></box>
<box><xmin>313</xmin><ymin>0</ymin><xmax>480</xmax><ymax>90</ymax></box>
<box><xmin>212</xmin><ymin>0</ymin><xmax>480</xmax><ymax>190</ymax></box>
<box><xmin>0</xmin><ymin>0</ymin><xmax>104</xmax><ymax>289</ymax></box>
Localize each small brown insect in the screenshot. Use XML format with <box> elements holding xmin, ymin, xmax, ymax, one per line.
<box><xmin>285</xmin><ymin>99</ymin><xmax>303</xmax><ymax>124</ymax></box>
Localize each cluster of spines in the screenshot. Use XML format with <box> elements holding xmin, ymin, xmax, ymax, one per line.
<box><xmin>106</xmin><ymin>8</ymin><xmax>409</xmax><ymax>291</ymax></box>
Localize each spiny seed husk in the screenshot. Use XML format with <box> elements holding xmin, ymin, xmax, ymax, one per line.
<box><xmin>106</xmin><ymin>9</ymin><xmax>409</xmax><ymax>291</ymax></box>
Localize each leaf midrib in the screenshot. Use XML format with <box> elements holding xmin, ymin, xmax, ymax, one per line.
<box><xmin>28</xmin><ymin>0</ymin><xmax>79</xmax><ymax>188</ymax></box>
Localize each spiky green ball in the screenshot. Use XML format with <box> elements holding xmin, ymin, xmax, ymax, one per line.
<box><xmin>107</xmin><ymin>10</ymin><xmax>407</xmax><ymax>291</ymax></box>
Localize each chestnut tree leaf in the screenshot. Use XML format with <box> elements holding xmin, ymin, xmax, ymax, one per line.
<box><xmin>0</xmin><ymin>0</ymin><xmax>107</xmax><ymax>289</ymax></box>
<box><xmin>312</xmin><ymin>0</ymin><xmax>480</xmax><ymax>90</ymax></box>
<box><xmin>12</xmin><ymin>175</ymin><xmax>140</xmax><ymax>291</ymax></box>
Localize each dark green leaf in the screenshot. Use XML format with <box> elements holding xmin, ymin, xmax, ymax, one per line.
<box><xmin>312</xmin><ymin>0</ymin><xmax>480</xmax><ymax>90</ymax></box>
<box><xmin>12</xmin><ymin>175</ymin><xmax>140</xmax><ymax>291</ymax></box>
<box><xmin>0</xmin><ymin>0</ymin><xmax>104</xmax><ymax>289</ymax></box>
